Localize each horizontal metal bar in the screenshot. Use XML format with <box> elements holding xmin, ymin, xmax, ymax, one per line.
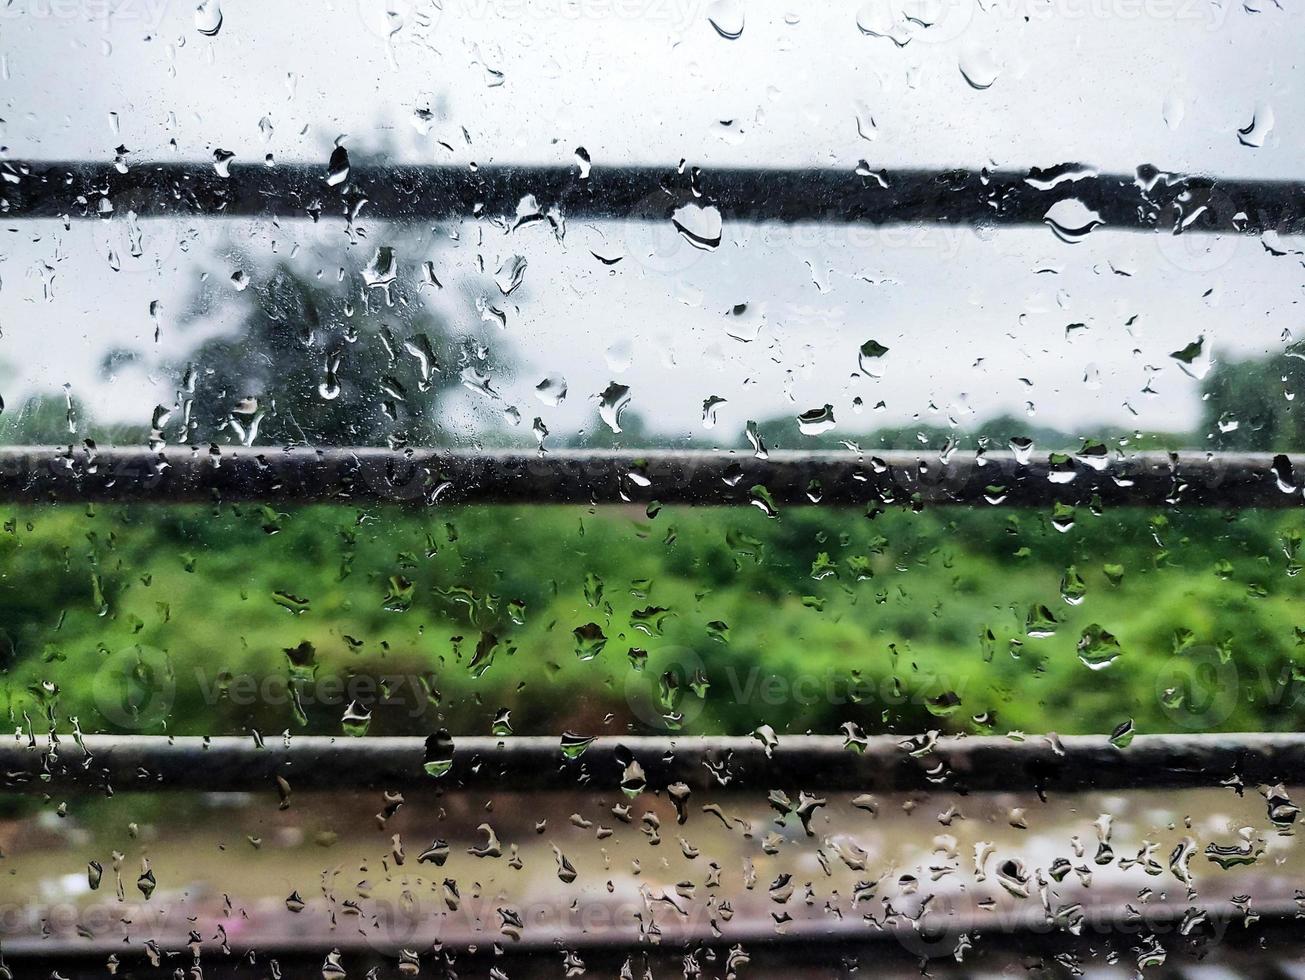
<box><xmin>1</xmin><ymin>897</ymin><xmax>1293</xmax><ymax>962</ymax></box>
<box><xmin>0</xmin><ymin>446</ymin><xmax>1301</xmax><ymax>508</ymax></box>
<box><xmin>6</xmin><ymin>732</ymin><xmax>1305</xmax><ymax>795</ymax></box>
<box><xmin>2</xmin><ymin>159</ymin><xmax>1302</xmax><ymax>232</ymax></box>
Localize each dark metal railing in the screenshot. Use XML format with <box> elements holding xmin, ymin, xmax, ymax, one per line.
<box><xmin>3</xmin><ymin>159</ymin><xmax>1303</xmax><ymax>232</ymax></box>
<box><xmin>2</xmin><ymin>158</ymin><xmax>1302</xmax><ymax>970</ymax></box>
<box><xmin>0</xmin><ymin>446</ymin><xmax>1301</xmax><ymax>507</ymax></box>
<box><xmin>6</xmin><ymin>732</ymin><xmax>1305</xmax><ymax>795</ymax></box>
<box><xmin>2</xmin><ymin>897</ymin><xmax>1295</xmax><ymax>970</ymax></box>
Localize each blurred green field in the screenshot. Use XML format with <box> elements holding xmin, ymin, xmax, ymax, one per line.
<box><xmin>3</xmin><ymin>498</ymin><xmax>1303</xmax><ymax>745</ymax></box>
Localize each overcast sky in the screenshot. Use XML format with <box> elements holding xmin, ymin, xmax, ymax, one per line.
<box><xmin>0</xmin><ymin>0</ymin><xmax>1301</xmax><ymax>446</ymax></box>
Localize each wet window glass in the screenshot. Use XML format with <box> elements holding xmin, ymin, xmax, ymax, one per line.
<box><xmin>2</xmin><ymin>3</ymin><xmax>1304</xmax><ymax>977</ymax></box>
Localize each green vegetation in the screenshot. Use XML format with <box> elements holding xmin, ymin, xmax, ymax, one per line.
<box><xmin>3</xmin><ymin>258</ymin><xmax>1304</xmax><ymax>745</ymax></box>
<box><xmin>2</xmin><ymin>491</ymin><xmax>1302</xmax><ymax>743</ymax></box>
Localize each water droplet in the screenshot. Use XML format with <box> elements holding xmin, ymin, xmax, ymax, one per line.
<box><xmin>597</xmin><ymin>382</ymin><xmax>631</xmax><ymax>433</ymax></box>
<box><xmin>1077</xmin><ymin>624</ymin><xmax>1123</xmax><ymax>670</ymax></box>
<box><xmin>554</xmin><ymin>845</ymin><xmax>579</xmax><ymax>882</ymax></box>
<box><xmin>495</xmin><ymin>254</ymin><xmax>528</xmax><ymax>295</ymax></box>
<box><xmin>423</xmin><ymin>730</ymin><xmax>454</xmax><ymax>778</ymax></box>
<box><xmin>1205</xmin><ymin>836</ymin><xmax>1264</xmax><ymax>869</ymax></box>
<box><xmin>1170</xmin><ymin>335</ymin><xmax>1210</xmax><ymax>379</ymax></box>
<box><xmin>1272</xmin><ymin>454</ymin><xmax>1297</xmax><ymax>494</ymax></box>
<box><xmin>535</xmin><ymin>376</ymin><xmax>567</xmax><ymax>406</ymax></box>
<box><xmin>1075</xmin><ymin>439</ymin><xmax>1109</xmax><ymax>471</ymax></box>
<box><xmin>702</xmin><ymin>395</ymin><xmax>726</xmax><ymax>428</ymax></box>
<box><xmin>212</xmin><ymin>148</ymin><xmax>234</xmax><ymax>177</ymax></box>
<box><xmin>341</xmin><ymin>700</ymin><xmax>371</xmax><ymax>736</ymax></box>
<box><xmin>1025</xmin><ymin>603</ymin><xmax>1058</xmax><ymax>638</ymax></box>
<box><xmin>707</xmin><ymin>0</ymin><xmax>744</xmax><ymax>38</ymax></box>
<box><xmin>958</xmin><ymin>47</ymin><xmax>1000</xmax><ymax>89</ymax></box>
<box><xmin>925</xmin><ymin>690</ymin><xmax>963</xmax><ymax>717</ymax></box>
<box><xmin>1110</xmin><ymin>719</ymin><xmax>1135</xmax><ymax>748</ymax></box>
<box><xmin>1238</xmin><ymin>101</ymin><xmax>1274</xmax><ymax>148</ymax></box>
<box><xmin>620</xmin><ymin>756</ymin><xmax>647</xmax><ymax>797</ymax></box>
<box><xmin>855</xmin><ymin>0</ymin><xmax>910</xmax><ymax>45</ymax></box>
<box><xmin>560</xmin><ymin>732</ymin><xmax>595</xmax><ymax>760</ymax></box>
<box><xmin>797</xmin><ymin>404</ymin><xmax>836</xmax><ymax>436</ymax></box>
<box><xmin>573</xmin><ymin>622</ymin><xmax>607</xmax><ymax>661</ymax></box>
<box><xmin>574</xmin><ymin>146</ymin><xmax>592</xmax><ymax>178</ymax></box>
<box><xmin>1060</xmin><ymin>566</ymin><xmax>1087</xmax><ymax>605</ymax></box>
<box><xmin>318</xmin><ymin>353</ymin><xmax>341</xmax><ymax>400</ymax></box>
<box><xmin>749</xmin><ymin>484</ymin><xmax>779</xmax><ymax>517</ymax></box>
<box><xmin>363</xmin><ymin>246</ymin><xmax>398</xmax><ymax>291</ymax></box>
<box><xmin>326</xmin><ymin>144</ymin><xmax>350</xmax><ymax>187</ymax></box>
<box><xmin>858</xmin><ymin>339</ymin><xmax>889</xmax><ymax>375</ymax></box>
<box><xmin>492</xmin><ymin>708</ymin><xmax>513</xmax><ymax>736</ymax></box>
<box><xmin>418</xmin><ymin>840</ymin><xmax>450</xmax><ymax>865</ymax></box>
<box><xmin>671</xmin><ymin>203</ymin><xmax>723</xmax><ymax>251</ymax></box>
<box><xmin>1043</xmin><ymin>198</ymin><xmax>1104</xmax><ymax>243</ymax></box>
<box><xmin>194</xmin><ymin>0</ymin><xmax>222</xmax><ymax>36</ymax></box>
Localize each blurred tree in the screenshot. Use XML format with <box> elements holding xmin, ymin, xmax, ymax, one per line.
<box><xmin>0</xmin><ymin>391</ymin><xmax>78</xmax><ymax>444</ymax></box>
<box><xmin>173</xmin><ymin>256</ymin><xmax>482</xmax><ymax>447</ymax></box>
<box><xmin>562</xmin><ymin>409</ymin><xmax>660</xmax><ymax>449</ymax></box>
<box><xmin>169</xmin><ymin>139</ymin><xmax>518</xmax><ymax>448</ymax></box>
<box><xmin>1201</xmin><ymin>352</ymin><xmax>1305</xmax><ymax>451</ymax></box>
<box><xmin>0</xmin><ymin>391</ymin><xmax>148</xmax><ymax>445</ymax></box>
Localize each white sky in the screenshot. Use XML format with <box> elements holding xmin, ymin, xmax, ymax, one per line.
<box><xmin>0</xmin><ymin>0</ymin><xmax>1302</xmax><ymax>445</ymax></box>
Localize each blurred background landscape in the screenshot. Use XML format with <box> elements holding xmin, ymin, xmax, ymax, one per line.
<box><xmin>3</xmin><ymin>244</ymin><xmax>1305</xmax><ymax>746</ymax></box>
<box><xmin>3</xmin><ymin>2</ymin><xmax>1305</xmax><ymax>972</ymax></box>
